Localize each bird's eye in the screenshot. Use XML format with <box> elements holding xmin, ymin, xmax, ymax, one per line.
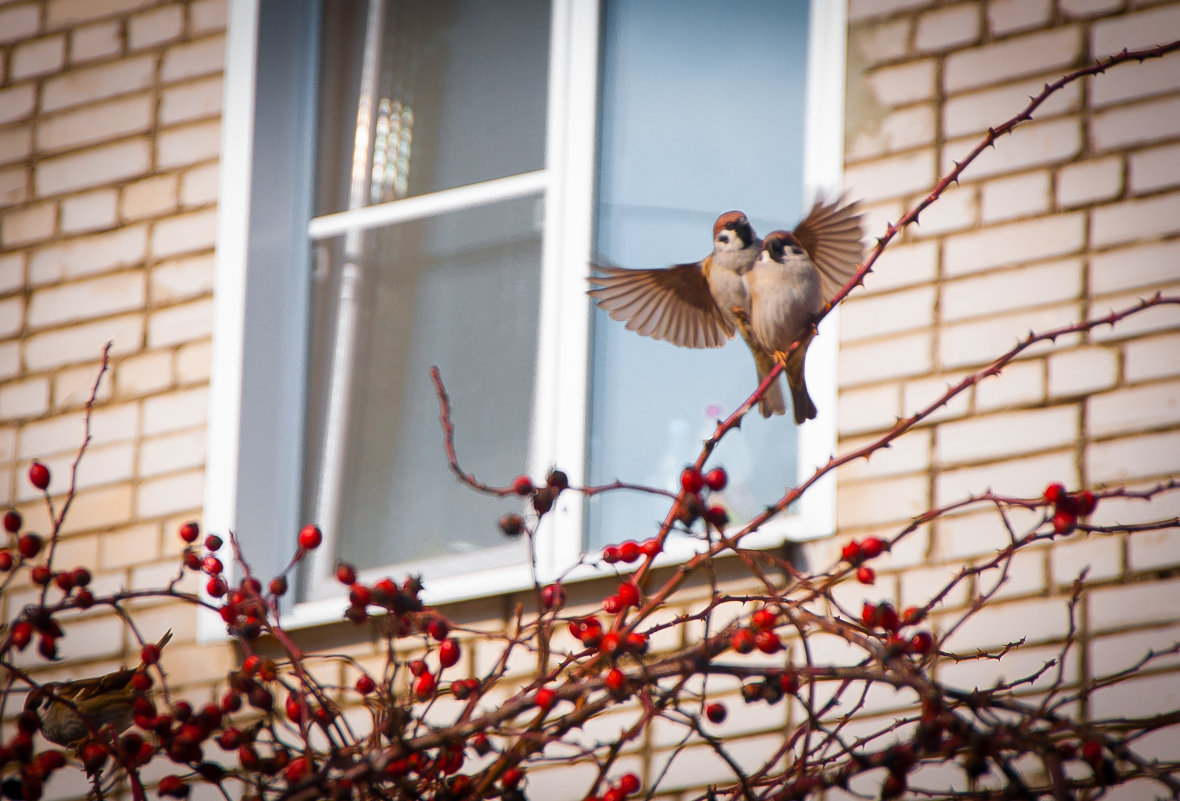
<box><xmin>717</xmin><ymin>232</ymin><xmax>730</xmax><ymax>244</ymax></box>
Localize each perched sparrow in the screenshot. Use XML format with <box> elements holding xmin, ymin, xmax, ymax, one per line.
<box><xmin>587</xmin><ymin>211</ymin><xmax>788</xmax><ymax>416</ymax></box>
<box><xmin>30</xmin><ymin>630</ymin><xmax>172</xmax><ymax>746</ymax></box>
<box><xmin>744</xmin><ymin>197</ymin><xmax>865</xmax><ymax>423</ymax></box>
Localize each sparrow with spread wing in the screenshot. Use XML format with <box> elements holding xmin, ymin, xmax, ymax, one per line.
<box><xmin>29</xmin><ymin>630</ymin><xmax>172</xmax><ymax>746</ymax></box>
<box><xmin>588</xmin><ymin>211</ymin><xmax>788</xmax><ymax>417</ymax></box>
<box><xmin>588</xmin><ymin>198</ymin><xmax>864</xmax><ymax>422</ymax></box>
<box><xmin>744</xmin><ymin>198</ymin><xmax>865</xmax><ymax>423</ymax></box>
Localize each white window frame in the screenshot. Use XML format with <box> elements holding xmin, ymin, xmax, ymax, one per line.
<box><xmin>203</xmin><ymin>0</ymin><xmax>848</xmax><ymax>639</ymax></box>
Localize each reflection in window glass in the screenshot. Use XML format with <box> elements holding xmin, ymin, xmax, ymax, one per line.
<box><xmin>302</xmin><ymin>199</ymin><xmax>541</xmax><ymax>583</ymax></box>
<box><xmin>315</xmin><ymin>0</ymin><xmax>550</xmax><ymax>215</ymax></box>
<box><xmin>588</xmin><ymin>0</ymin><xmax>812</xmax><ymax>550</ymax></box>
<box><xmin>302</xmin><ymin>0</ymin><xmax>549</xmax><ymax>591</ymax></box>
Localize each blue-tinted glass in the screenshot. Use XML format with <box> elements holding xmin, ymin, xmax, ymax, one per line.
<box><xmin>588</xmin><ymin>0</ymin><xmax>812</xmax><ymax>549</ymax></box>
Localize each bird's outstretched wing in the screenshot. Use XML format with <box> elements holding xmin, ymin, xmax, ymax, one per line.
<box><xmin>588</xmin><ymin>261</ymin><xmax>735</xmax><ymax>349</ymax></box>
<box><xmin>793</xmin><ymin>197</ymin><xmax>866</xmax><ymax>301</ymax></box>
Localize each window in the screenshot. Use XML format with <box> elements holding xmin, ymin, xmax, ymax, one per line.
<box><xmin>208</xmin><ymin>0</ymin><xmax>847</xmax><ymax>631</ymax></box>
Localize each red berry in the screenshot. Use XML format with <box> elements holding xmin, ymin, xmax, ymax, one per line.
<box><xmin>902</xmin><ymin>606</ymin><xmax>923</xmax><ymax>625</ymax></box>
<box><xmin>1044</xmin><ymin>483</ymin><xmax>1066</xmax><ymax>504</ymax></box>
<box><xmin>17</xmin><ymin>532</ymin><xmax>43</xmax><ymax>559</ymax></box>
<box><xmin>71</xmin><ymin>567</ymin><xmax>91</xmax><ymax>587</ymax></box>
<box><xmin>1052</xmin><ymin>510</ymin><xmax>1077</xmax><ymax>535</ymax></box>
<box><xmin>28</xmin><ymin>462</ymin><xmax>50</xmax><ymax>491</ymax></box>
<box><xmin>705</xmin><ymin>702</ymin><xmax>727</xmax><ymax>724</ymax></box>
<box><xmin>269</xmin><ymin>576</ymin><xmax>288</xmax><ymax>596</ymax></box>
<box><xmin>841</xmin><ymin>540</ymin><xmax>862</xmax><ymax>562</ymax></box>
<box><xmin>704</xmin><ymin>467</ymin><xmax>728</xmax><ymax>491</ymax></box>
<box><xmin>38</xmin><ymin>634</ymin><xmax>58</xmax><ymax>660</ymax></box>
<box><xmin>511</xmin><ymin>475</ymin><xmax>534</xmax><ymax>496</ymax></box>
<box><xmin>1081</xmin><ymin>740</ymin><xmax>1103</xmax><ymax>763</ymax></box>
<box><xmin>80</xmin><ymin>741</ymin><xmax>109</xmax><ymax>772</ymax></box>
<box><xmin>30</xmin><ymin>565</ymin><xmax>52</xmax><ymax>585</ymax></box>
<box><xmin>619</xmin><ymin>773</ymin><xmax>641</xmax><ymax>795</ymax></box>
<box><xmin>599</xmin><ymin>631</ymin><xmax>622</xmax><ymax>655</ymax></box>
<box><xmin>602</xmin><ymin>545</ymin><xmax>621</xmax><ymax>564</ymax></box>
<box><xmin>355</xmin><ymin>675</ymin><xmax>375</xmax><ymax>695</ymax></box>
<box><xmin>680</xmin><ymin>467</ymin><xmax>705</xmax><ymax>493</ymax></box>
<box><xmin>910</xmin><ymin>630</ymin><xmax>935</xmax><ymax>655</ymax></box>
<box><xmin>3</xmin><ymin>510</ymin><xmax>21</xmax><ymax>533</ymax></box>
<box><xmin>755</xmin><ymin>629</ymin><xmax>782</xmax><ymax>654</ymax></box>
<box><xmin>242</xmin><ymin>654</ymin><xmax>261</xmax><ymax>675</ymax></box>
<box><xmin>141</xmin><ymin>643</ymin><xmax>162</xmax><ymax>665</ymax></box>
<box><xmin>501</xmin><ymin>767</ymin><xmax>524</xmax><ymax>788</ymax></box>
<box><xmin>335</xmin><ymin>562</ymin><xmax>357</xmax><ymax>585</ymax></box>
<box><xmin>427</xmin><ymin>618</ymin><xmax>450</xmax><ymax>642</ymax></box>
<box><xmin>11</xmin><ymin>621</ymin><xmax>32</xmax><ymax>649</ymax></box>
<box><xmin>202</xmin><ymin>556</ymin><xmax>224</xmax><ymax>575</ymax></box>
<box><xmin>534</xmin><ymin>687</ymin><xmax>556</xmax><ymax>710</ymax></box>
<box><xmin>616</xmin><ymin>581</ymin><xmax>640</xmax><ymax>607</ymax></box>
<box><xmin>178</xmin><ymin>521</ymin><xmax>200</xmax><ymax>543</ymax></box>
<box><xmin>861</xmin><ymin>601</ymin><xmax>878</xmax><ymax>628</ymax></box>
<box><xmin>877</xmin><ymin>603</ymin><xmax>901</xmax><ymax>633</ymax></box>
<box><xmin>860</xmin><ymin>536</ymin><xmax>884</xmax><ymax>559</ymax></box>
<box><xmin>602</xmin><ymin>594</ymin><xmax>622</xmax><ymax>614</ymax></box>
<box><xmin>705</xmin><ymin>505</ymin><xmax>729</xmax><ymax>528</ymax></box>
<box><xmin>499</xmin><ymin>513</ymin><xmax>525</xmax><ymax>537</ymax></box>
<box><xmin>74</xmin><ymin>589</ymin><xmax>94</xmax><ymax>609</ymax></box>
<box><xmin>640</xmin><ymin>538</ymin><xmax>661</xmax><ymax>557</ymax></box>
<box><xmin>298</xmin><ymin>524</ymin><xmax>323</xmax><ymax>549</ymax></box>
<box><xmin>780</xmin><ymin>672</ymin><xmax>800</xmax><ymax>694</ymax></box>
<box><xmin>605</xmin><ymin>667</ymin><xmax>625</xmax><ymax>693</ymax></box>
<box><xmin>349</xmin><ymin>584</ymin><xmax>371</xmax><ymax>607</ymax></box>
<box><xmin>856</xmin><ymin>566</ymin><xmax>876</xmax><ymax>585</ymax></box>
<box><xmin>412</xmin><ymin>671</ymin><xmax>437</xmax><ymax>698</ymax></box>
<box><xmin>541</xmin><ymin>582</ymin><xmax>566</xmax><ymax>610</ymax></box>
<box><xmin>438</xmin><ymin>638</ymin><xmax>461</xmax><ymax>669</ymax></box>
<box><xmin>625</xmin><ymin>631</ymin><xmax>648</xmax><ymax>654</ymax></box>
<box><xmin>532</xmin><ymin>487</ymin><xmax>556</xmax><ymax>514</ymax></box>
<box><xmin>546</xmin><ymin>469</ymin><xmax>569</xmax><ymax>490</ymax></box>
<box><xmin>158</xmin><ymin>775</ymin><xmax>188</xmax><ymax>798</ymax></box>
<box><xmin>207</xmin><ymin>577</ymin><xmax>227</xmax><ymax>596</ymax></box>
<box><xmin>53</xmin><ymin>571</ymin><xmax>74</xmax><ymax>592</ymax></box>
<box><xmin>618</xmin><ymin>540</ymin><xmax>641</xmax><ymax>563</ymax></box>
<box><xmin>1075</xmin><ymin>490</ymin><xmax>1097</xmax><ymax>516</ymax></box>
<box><xmin>751</xmin><ymin>607</ymin><xmax>777</xmax><ymax>630</ymax></box>
<box><xmin>731</xmin><ymin>629</ymin><xmax>755</xmax><ymax>654</ymax></box>
<box><xmin>204</xmin><ymin>534</ymin><xmax>223</xmax><ymax>552</ymax></box>
<box><xmin>0</xmin><ymin>551</ymin><xmax>11</xmax><ymax>571</ymax></box>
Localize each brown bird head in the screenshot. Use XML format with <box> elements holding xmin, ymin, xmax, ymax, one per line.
<box><xmin>712</xmin><ymin>211</ymin><xmax>754</xmax><ymax>251</ymax></box>
<box><xmin>760</xmin><ymin>230</ymin><xmax>804</xmax><ymax>262</ymax></box>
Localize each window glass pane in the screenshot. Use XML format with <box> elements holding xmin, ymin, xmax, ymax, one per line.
<box><xmin>301</xmin><ymin>197</ymin><xmax>542</xmax><ymax>591</ymax></box>
<box><xmin>316</xmin><ymin>0</ymin><xmax>550</xmax><ymax>216</ymax></box>
<box><xmin>588</xmin><ymin>0</ymin><xmax>812</xmax><ymax>550</ymax></box>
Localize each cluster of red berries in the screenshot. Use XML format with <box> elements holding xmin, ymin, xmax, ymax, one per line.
<box><xmin>567</xmin><ymin>615</ymin><xmax>649</xmax><ymax>660</ymax></box>
<box><xmin>501</xmin><ymin>469</ymin><xmax>570</xmax><ymax>531</ymax></box>
<box><xmin>335</xmin><ymin>561</ymin><xmax>425</xmax><ymax>626</ymax></box>
<box><xmin>841</xmin><ymin>536</ymin><xmax>885</xmax><ymax>585</ymax></box>
<box><xmin>601</xmin><ymin>580</ymin><xmax>641</xmax><ymax>614</ymax></box>
<box><xmin>585</xmin><ymin>771</ymin><xmax>641</xmax><ymax>801</ymax></box>
<box><xmin>729</xmin><ymin>605</ymin><xmax>785</xmax><ymax>655</ymax></box>
<box><xmin>861</xmin><ymin>601</ymin><xmax>935</xmax><ymax>655</ymax></box>
<box><xmin>0</xmin><ymin>714</ymin><xmax>67</xmax><ymax>800</ymax></box>
<box><xmin>601</xmin><ymin>538</ymin><xmax>660</xmax><ymax>565</ymax></box>
<box><xmin>677</xmin><ymin>466</ymin><xmax>730</xmax><ymax>529</ymax></box>
<box><xmin>1043</xmin><ymin>483</ymin><xmax>1097</xmax><ymax>535</ymax></box>
<box><xmin>2</xmin><ymin>509</ymin><xmax>96</xmax><ymax>617</ymax></box>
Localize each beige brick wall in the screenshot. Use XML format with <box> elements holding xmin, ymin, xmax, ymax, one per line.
<box><xmin>841</xmin><ymin>0</ymin><xmax>1180</xmax><ymax>737</ymax></box>
<box><xmin>0</xmin><ymin>0</ymin><xmax>233</xmax><ymax>694</ymax></box>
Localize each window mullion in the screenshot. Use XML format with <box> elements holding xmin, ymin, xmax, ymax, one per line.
<box><xmin>531</xmin><ymin>0</ymin><xmax>601</xmax><ymax>578</ymax></box>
